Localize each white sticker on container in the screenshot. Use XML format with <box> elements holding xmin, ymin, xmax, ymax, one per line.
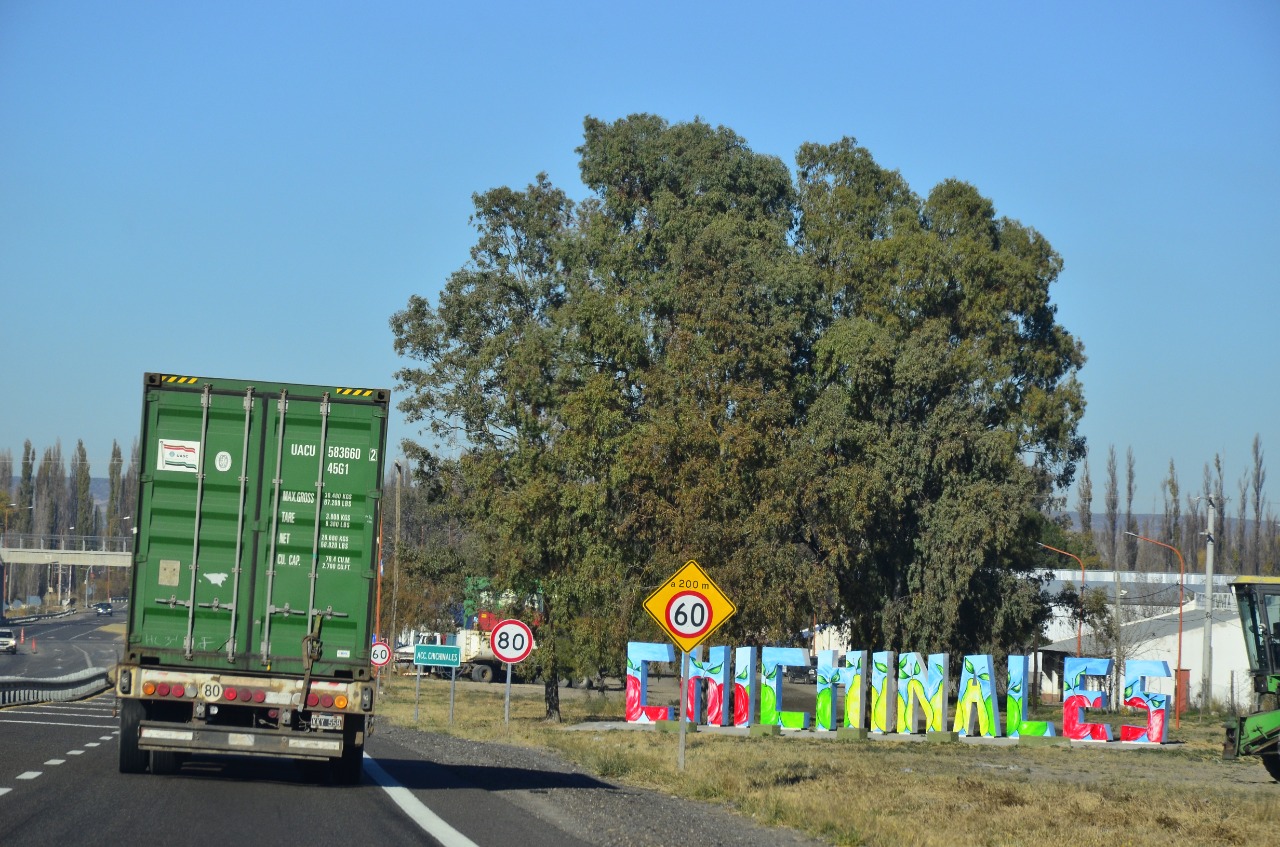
<box><xmin>215</xmin><ymin>451</ymin><xmax>233</xmax><ymax>472</ymax></box>
<box><xmin>158</xmin><ymin>439</ymin><xmax>201</xmax><ymax>473</ymax></box>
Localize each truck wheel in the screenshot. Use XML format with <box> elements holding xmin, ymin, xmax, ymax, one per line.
<box><xmin>330</xmin><ymin>720</ymin><xmax>365</xmax><ymax>785</ymax></box>
<box><xmin>150</xmin><ymin>750</ymin><xmax>183</xmax><ymax>775</ymax></box>
<box><xmin>1262</xmin><ymin>751</ymin><xmax>1280</xmax><ymax>782</ymax></box>
<box><xmin>118</xmin><ymin>699</ymin><xmax>148</xmax><ymax>774</ymax></box>
<box><xmin>330</xmin><ymin>745</ymin><xmax>363</xmax><ymax>785</ymax></box>
<box><xmin>471</xmin><ymin>663</ymin><xmax>495</xmax><ymax>684</ymax></box>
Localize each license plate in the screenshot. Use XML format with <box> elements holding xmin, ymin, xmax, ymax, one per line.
<box><xmin>309</xmin><ymin>713</ymin><xmax>343</xmax><ymax>730</ymax></box>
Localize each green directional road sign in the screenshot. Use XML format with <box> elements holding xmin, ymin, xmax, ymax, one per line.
<box><xmin>414</xmin><ymin>644</ymin><xmax>461</xmax><ymax>668</ymax></box>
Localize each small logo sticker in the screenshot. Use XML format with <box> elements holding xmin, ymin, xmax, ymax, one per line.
<box><xmin>215</xmin><ymin>451</ymin><xmax>233</xmax><ymax>472</ymax></box>
<box><xmin>158</xmin><ymin>440</ymin><xmax>200</xmax><ymax>473</ymax></box>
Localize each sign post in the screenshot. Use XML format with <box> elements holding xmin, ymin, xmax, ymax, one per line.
<box><xmin>642</xmin><ymin>559</ymin><xmax>736</xmax><ymax>770</ymax></box>
<box><xmin>413</xmin><ymin>643</ymin><xmax>462</xmax><ymax>723</ymax></box>
<box><xmin>370</xmin><ymin>639</ymin><xmax>392</xmax><ymax>713</ymax></box>
<box><xmin>490</xmin><ymin>618</ymin><xmax>535</xmax><ymax>729</ymax></box>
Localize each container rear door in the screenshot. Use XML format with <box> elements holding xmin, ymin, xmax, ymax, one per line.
<box><xmin>130</xmin><ymin>379</ymin><xmax>385</xmax><ymax>676</ymax></box>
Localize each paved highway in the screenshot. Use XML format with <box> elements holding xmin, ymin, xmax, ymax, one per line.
<box><xmin>0</xmin><ymin>612</ymin><xmax>123</xmax><ymax>678</ymax></box>
<box><xmin>0</xmin><ymin>614</ymin><xmax>580</xmax><ymax>847</ymax></box>
<box><xmin>0</xmin><ymin>613</ymin><xmax>821</xmax><ymax>847</ymax></box>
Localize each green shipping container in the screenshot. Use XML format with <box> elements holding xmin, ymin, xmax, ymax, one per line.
<box><xmin>125</xmin><ymin>372</ymin><xmax>389</xmax><ymax>678</ymax></box>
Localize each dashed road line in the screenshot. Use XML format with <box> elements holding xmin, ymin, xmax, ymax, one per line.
<box><xmin>0</xmin><ymin>788</ymin><xmax>10</xmax><ymax>797</ymax></box>
<box><xmin>67</xmin><ymin>750</ymin><xmax>84</xmax><ymax>756</ymax></box>
<box><xmin>15</xmin><ymin>773</ymin><xmax>40</xmax><ymax>780</ymax></box>
<box><xmin>44</xmin><ymin>760</ymin><xmax>65</xmax><ymax>766</ymax></box>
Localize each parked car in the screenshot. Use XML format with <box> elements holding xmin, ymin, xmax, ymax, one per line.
<box><xmin>0</xmin><ymin>628</ymin><xmax>16</xmax><ymax>654</ymax></box>
<box><xmin>785</xmin><ymin>657</ymin><xmax>818</xmax><ymax>684</ymax></box>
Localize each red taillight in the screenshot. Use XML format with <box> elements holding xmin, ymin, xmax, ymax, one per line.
<box><xmin>172</xmin><ymin>683</ymin><xmax>185</xmax><ymax>698</ymax></box>
<box><xmin>157</xmin><ymin>682</ymin><xmax>171</xmax><ymax>697</ymax></box>
<box><xmin>224</xmin><ymin>687</ymin><xmax>238</xmax><ymax>701</ymax></box>
<box><xmin>238</xmin><ymin>689</ymin><xmax>251</xmax><ymax>702</ymax></box>
<box><xmin>307</xmin><ymin>693</ymin><xmax>320</xmax><ymax>708</ymax></box>
<box><xmin>268</xmin><ymin>709</ymin><xmax>279</xmax><ymax>719</ymax></box>
<box><xmin>252</xmin><ymin>690</ymin><xmax>266</xmax><ymax>704</ymax></box>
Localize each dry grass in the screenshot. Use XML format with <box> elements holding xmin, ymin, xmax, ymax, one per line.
<box><xmin>377</xmin><ymin>673</ymin><xmax>1279</xmax><ymax>847</ymax></box>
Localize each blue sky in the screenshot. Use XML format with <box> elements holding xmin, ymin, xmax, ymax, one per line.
<box><xmin>2</xmin><ymin>2</ymin><xmax>1276</xmax><ymax>515</ymax></box>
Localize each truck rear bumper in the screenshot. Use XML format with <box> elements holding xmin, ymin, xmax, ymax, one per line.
<box><xmin>138</xmin><ymin>721</ymin><xmax>352</xmax><ymax>760</ymax></box>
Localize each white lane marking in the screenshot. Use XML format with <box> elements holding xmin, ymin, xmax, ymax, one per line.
<box><xmin>44</xmin><ymin>760</ymin><xmax>66</xmax><ymax>766</ymax></box>
<box><xmin>67</xmin><ymin>750</ymin><xmax>84</xmax><ymax>756</ymax></box>
<box><xmin>0</xmin><ymin>720</ymin><xmax>118</xmax><ymax>729</ymax></box>
<box><xmin>0</xmin><ymin>788</ymin><xmax>10</xmax><ymax>797</ymax></box>
<box><xmin>84</xmin><ymin>743</ymin><xmax>100</xmax><ymax>748</ymax></box>
<box><xmin>7</xmin><ymin>710</ymin><xmax>115</xmax><ymax>717</ymax></box>
<box><xmin>16</xmin><ymin>773</ymin><xmax>40</xmax><ymax>780</ymax></box>
<box><xmin>363</xmin><ymin>754</ymin><xmax>480</xmax><ymax>847</ymax></box>
<box><xmin>100</xmin><ymin>736</ymin><xmax>114</xmax><ymax>741</ymax></box>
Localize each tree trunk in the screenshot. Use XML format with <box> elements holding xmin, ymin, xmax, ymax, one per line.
<box><xmin>542</xmin><ymin>593</ymin><xmax>561</xmax><ymax>722</ymax></box>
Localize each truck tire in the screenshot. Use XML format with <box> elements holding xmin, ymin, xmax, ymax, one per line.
<box><xmin>150</xmin><ymin>750</ymin><xmax>183</xmax><ymax>775</ymax></box>
<box><xmin>331</xmin><ymin>744</ymin><xmax>363</xmax><ymax>785</ymax></box>
<box><xmin>118</xmin><ymin>699</ymin><xmax>148</xmax><ymax>774</ymax></box>
<box><xmin>471</xmin><ymin>663</ymin><xmax>495</xmax><ymax>683</ymax></box>
<box><xmin>330</xmin><ymin>720</ymin><xmax>365</xmax><ymax>785</ymax></box>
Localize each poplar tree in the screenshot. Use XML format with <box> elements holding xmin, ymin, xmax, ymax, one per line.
<box><xmin>1252</xmin><ymin>435</ymin><xmax>1267</xmax><ymax>575</ymax></box>
<box><xmin>1104</xmin><ymin>446</ymin><xmax>1119</xmax><ymax>567</ymax></box>
<box><xmin>106</xmin><ymin>441</ymin><xmax>124</xmax><ymax>537</ymax></box>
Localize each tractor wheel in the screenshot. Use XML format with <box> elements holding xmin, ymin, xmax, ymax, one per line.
<box><xmin>1262</xmin><ymin>751</ymin><xmax>1280</xmax><ymax>782</ymax></box>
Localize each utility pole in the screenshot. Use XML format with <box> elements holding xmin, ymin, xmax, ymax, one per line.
<box><xmin>390</xmin><ymin>461</ymin><xmax>403</xmax><ymax>651</ymax></box>
<box><xmin>1202</xmin><ymin>497</ymin><xmax>1216</xmax><ymax>710</ymax></box>
<box><xmin>1113</xmin><ymin>537</ymin><xmax>1122</xmax><ymax>709</ymax></box>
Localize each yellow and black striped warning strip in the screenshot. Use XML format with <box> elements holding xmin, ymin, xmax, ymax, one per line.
<box><xmin>334</xmin><ymin>387</ymin><xmax>377</xmax><ymax>397</ymax></box>
<box><xmin>161</xmin><ymin>375</ymin><xmax>200</xmax><ymax>384</ymax></box>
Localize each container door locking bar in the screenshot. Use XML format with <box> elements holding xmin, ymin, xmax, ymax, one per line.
<box><xmin>183</xmin><ymin>384</ymin><xmax>212</xmax><ymax>660</ymax></box>
<box><xmin>222</xmin><ymin>386</ymin><xmax>254</xmax><ymax>662</ymax></box>
<box><xmin>260</xmin><ymin>390</ymin><xmax>289</xmax><ymax>665</ymax></box>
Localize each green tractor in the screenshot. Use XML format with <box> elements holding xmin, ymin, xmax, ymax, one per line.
<box><xmin>1224</xmin><ymin>576</ymin><xmax>1280</xmax><ymax>780</ymax></box>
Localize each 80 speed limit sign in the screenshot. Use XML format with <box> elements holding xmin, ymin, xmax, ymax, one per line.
<box><xmin>643</xmin><ymin>559</ymin><xmax>736</xmax><ymax>653</ymax></box>
<box><xmin>490</xmin><ymin>619</ymin><xmax>534</xmax><ymax>664</ymax></box>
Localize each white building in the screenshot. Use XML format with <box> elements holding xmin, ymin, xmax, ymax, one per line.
<box><xmin>1041</xmin><ymin>569</ymin><xmax>1253</xmax><ymax>709</ymax></box>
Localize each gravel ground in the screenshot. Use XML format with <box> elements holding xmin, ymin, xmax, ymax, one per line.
<box><xmin>373</xmin><ymin>723</ymin><xmax>829</xmax><ymax>847</ymax></box>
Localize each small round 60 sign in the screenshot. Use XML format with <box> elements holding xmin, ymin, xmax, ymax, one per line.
<box><xmin>490</xmin><ymin>618</ymin><xmax>534</xmax><ymax>664</ymax></box>
<box><xmin>643</xmin><ymin>559</ymin><xmax>736</xmax><ymax>653</ymax></box>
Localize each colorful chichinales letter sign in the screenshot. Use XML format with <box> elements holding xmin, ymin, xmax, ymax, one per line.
<box><xmin>624</xmin><ymin>642</ymin><xmax>1171</xmax><ymax>747</ymax></box>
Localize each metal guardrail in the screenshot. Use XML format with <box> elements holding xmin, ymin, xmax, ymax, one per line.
<box><xmin>0</xmin><ymin>667</ymin><xmax>113</xmax><ymax>707</ymax></box>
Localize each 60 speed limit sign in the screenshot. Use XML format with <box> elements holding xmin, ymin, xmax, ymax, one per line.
<box><xmin>370</xmin><ymin>641</ymin><xmax>392</xmax><ymax>667</ymax></box>
<box><xmin>490</xmin><ymin>619</ymin><xmax>534</xmax><ymax>664</ymax></box>
<box><xmin>643</xmin><ymin>559</ymin><xmax>736</xmax><ymax>653</ymax></box>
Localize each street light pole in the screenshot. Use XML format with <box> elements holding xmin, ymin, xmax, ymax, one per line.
<box><xmin>3</xmin><ymin>502</ymin><xmax>14</xmax><ymax>615</ymax></box>
<box><xmin>1038</xmin><ymin>542</ymin><xmax>1085</xmax><ymax>657</ymax></box>
<box><xmin>390</xmin><ymin>461</ymin><xmax>403</xmax><ymax>652</ymax></box>
<box><xmin>1125</xmin><ymin>530</ymin><xmax>1185</xmax><ymax>729</ymax></box>
<box><xmin>1202</xmin><ymin>498</ymin><xmax>1216</xmax><ymax>711</ymax></box>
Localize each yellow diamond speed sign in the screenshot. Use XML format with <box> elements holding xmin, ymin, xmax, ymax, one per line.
<box><xmin>643</xmin><ymin>559</ymin><xmax>737</xmax><ymax>653</ymax></box>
